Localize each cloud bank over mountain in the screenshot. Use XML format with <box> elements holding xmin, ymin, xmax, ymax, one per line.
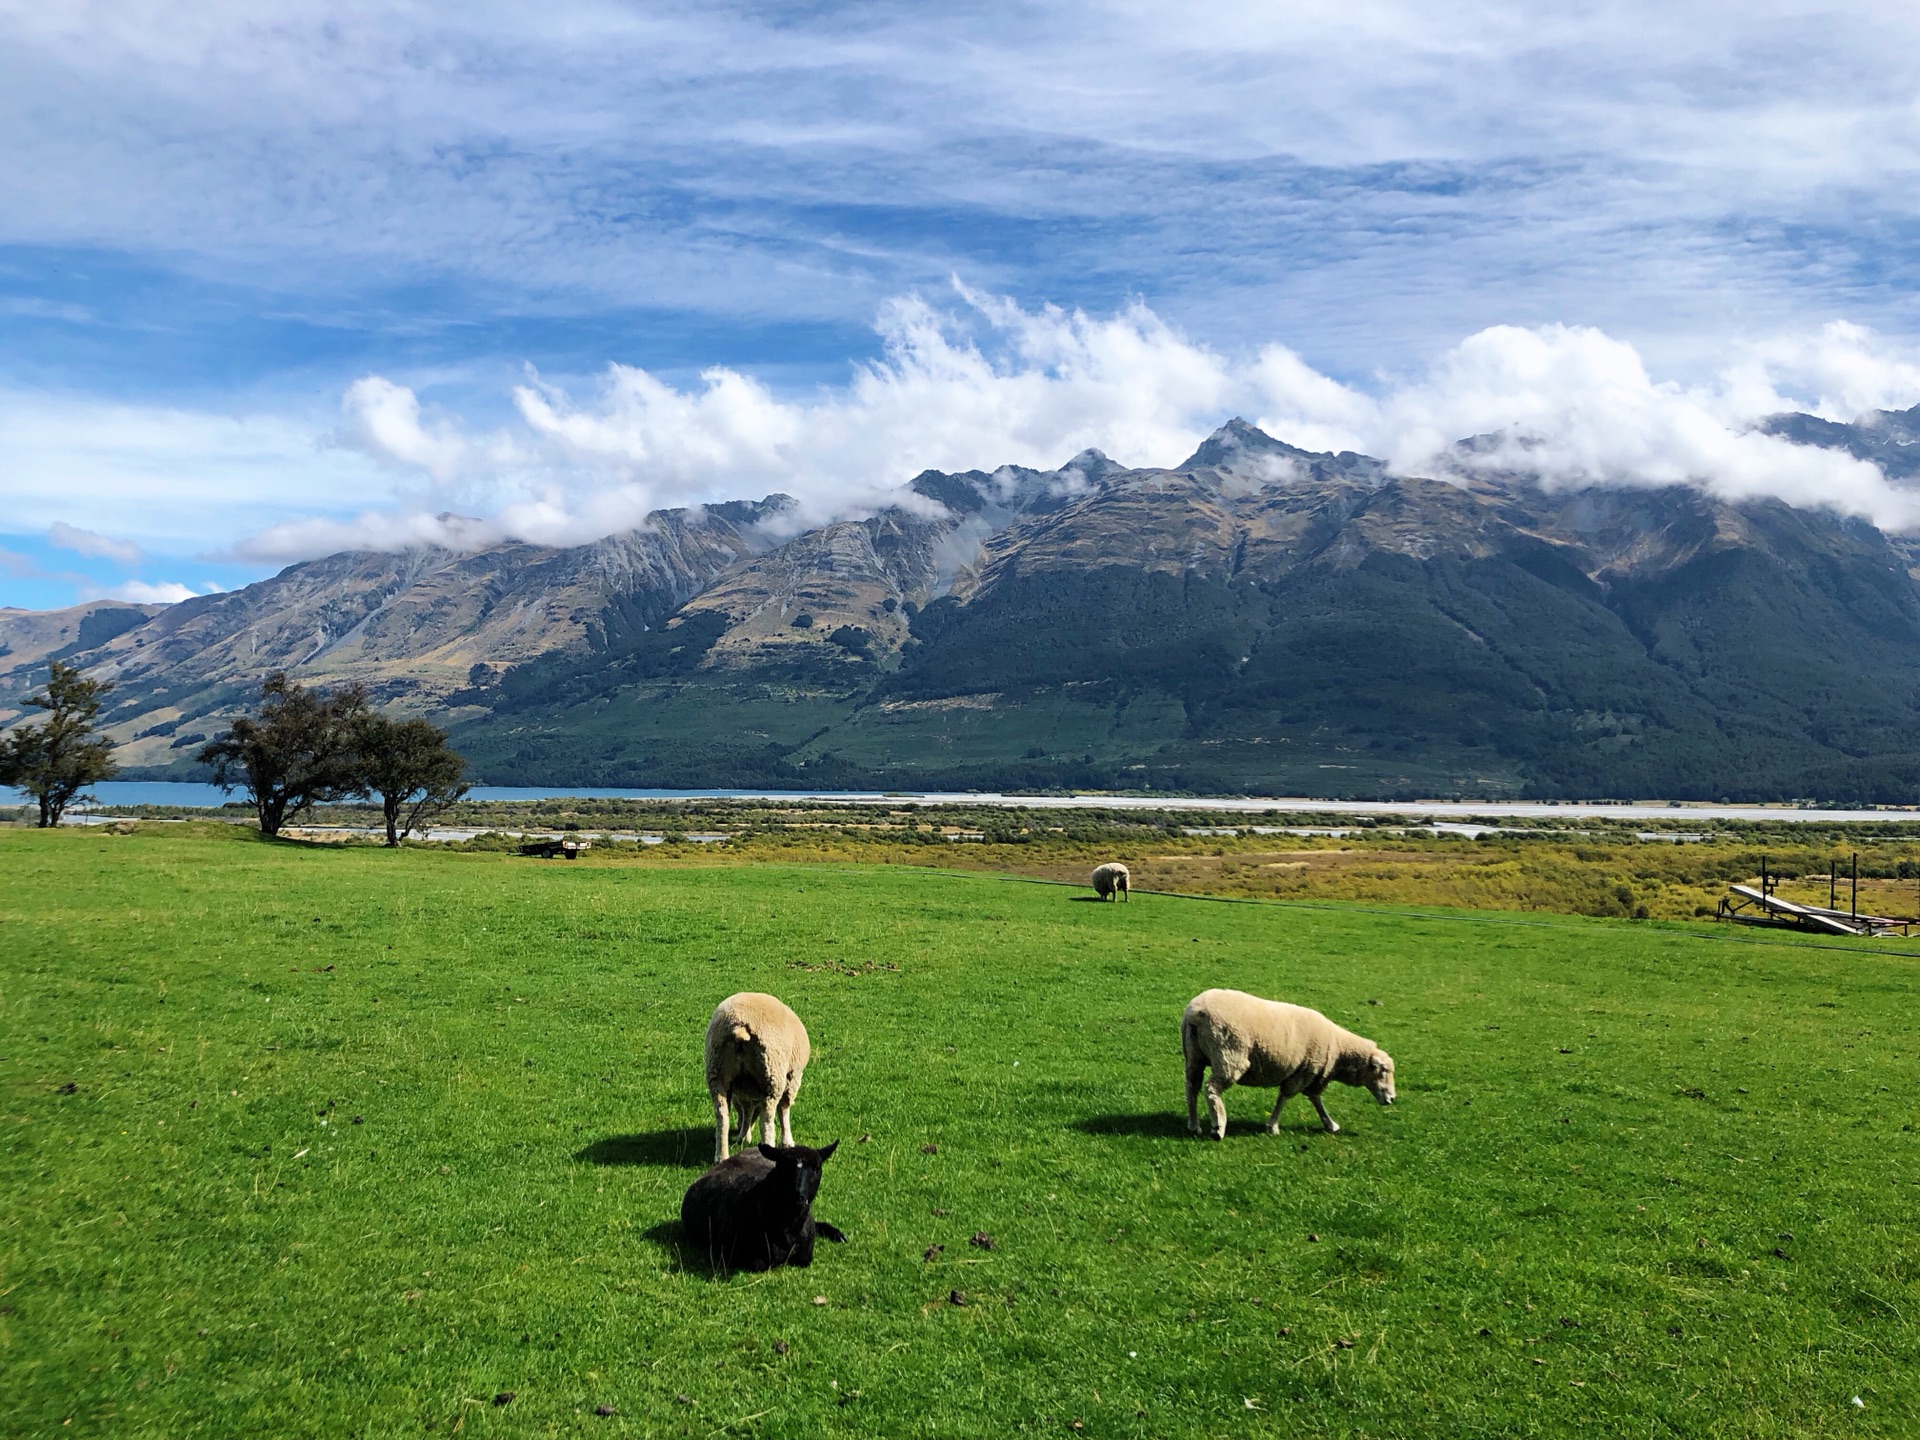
<box><xmin>9</xmin><ymin>292</ymin><xmax>1920</xmax><ymax>586</ymax></box>
<box><xmin>237</xmin><ymin>293</ymin><xmax>1920</xmax><ymax>559</ymax></box>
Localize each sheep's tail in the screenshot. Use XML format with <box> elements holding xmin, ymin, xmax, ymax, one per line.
<box><xmin>730</xmin><ymin>1023</ymin><xmax>753</xmax><ymax>1043</ymax></box>
<box><xmin>1180</xmin><ymin>1010</ymin><xmax>1197</xmax><ymax>1066</ymax></box>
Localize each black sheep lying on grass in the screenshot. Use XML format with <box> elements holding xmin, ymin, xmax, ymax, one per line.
<box><xmin>680</xmin><ymin>1141</ymin><xmax>846</xmax><ymax>1271</ymax></box>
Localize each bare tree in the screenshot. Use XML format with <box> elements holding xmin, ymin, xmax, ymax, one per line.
<box><xmin>0</xmin><ymin>661</ymin><xmax>118</xmax><ymax>827</ymax></box>
<box><xmin>198</xmin><ymin>673</ymin><xmax>369</xmax><ymax>837</ymax></box>
<box><xmin>353</xmin><ymin>713</ymin><xmax>468</xmax><ymax>845</ymax></box>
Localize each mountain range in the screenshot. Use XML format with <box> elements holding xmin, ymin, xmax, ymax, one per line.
<box><xmin>6</xmin><ymin>411</ymin><xmax>1919</xmax><ymax>801</ymax></box>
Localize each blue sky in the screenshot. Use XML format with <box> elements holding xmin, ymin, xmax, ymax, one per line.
<box><xmin>5</xmin><ymin>1</ymin><xmax>1920</xmax><ymax>609</ymax></box>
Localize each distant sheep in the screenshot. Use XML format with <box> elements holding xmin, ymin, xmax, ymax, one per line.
<box><xmin>1091</xmin><ymin>862</ymin><xmax>1131</xmax><ymax>901</ymax></box>
<box><xmin>705</xmin><ymin>992</ymin><xmax>810</xmax><ymax>1162</ymax></box>
<box><xmin>1181</xmin><ymin>988</ymin><xmax>1395</xmax><ymax>1140</ymax></box>
<box><xmin>680</xmin><ymin>1141</ymin><xmax>846</xmax><ymax>1271</ymax></box>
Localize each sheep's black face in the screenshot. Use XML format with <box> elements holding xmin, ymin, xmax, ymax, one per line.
<box><xmin>758</xmin><ymin>1141</ymin><xmax>839</xmax><ymax>1205</ymax></box>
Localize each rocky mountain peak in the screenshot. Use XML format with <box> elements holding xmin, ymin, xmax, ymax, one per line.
<box><xmin>1178</xmin><ymin>417</ymin><xmax>1315</xmax><ymax>475</ymax></box>
<box><xmin>1760</xmin><ymin>406</ymin><xmax>1920</xmax><ymax>482</ymax></box>
<box><xmin>702</xmin><ymin>494</ymin><xmax>798</xmax><ymax>527</ymax></box>
<box><xmin>1060</xmin><ymin>447</ymin><xmax>1128</xmax><ymax>482</ymax></box>
<box><xmin>909</xmin><ymin>468</ymin><xmax>997</xmax><ymax>516</ymax></box>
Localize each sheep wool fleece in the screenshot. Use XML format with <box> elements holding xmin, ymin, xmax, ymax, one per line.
<box><xmin>1182</xmin><ymin>988</ymin><xmax>1392</xmax><ymax>1139</ymax></box>
<box><xmin>705</xmin><ymin>992</ymin><xmax>811</xmax><ymax>1162</ymax></box>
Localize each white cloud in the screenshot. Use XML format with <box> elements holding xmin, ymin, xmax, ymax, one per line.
<box><xmin>0</xmin><ymin>388</ymin><xmax>395</xmax><ymax>554</ymax></box>
<box><xmin>1245</xmin><ymin>345</ymin><xmax>1376</xmax><ymax>456</ymax></box>
<box><xmin>2</xmin><ymin>2</ymin><xmax>1919</xmax><ymax>367</ymax></box>
<box><xmin>307</xmin><ymin>291</ymin><xmax>1920</xmax><ymax>552</ymax></box>
<box><xmin>325</xmin><ymin>288</ymin><xmax>1248</xmax><ymax>548</ymax></box>
<box><xmin>14</xmin><ymin>292</ymin><xmax>1920</xmax><ymax>576</ymax></box>
<box><xmin>1718</xmin><ymin>321</ymin><xmax>1920</xmax><ymax>423</ymax></box>
<box><xmin>1376</xmin><ymin>323</ymin><xmax>1920</xmax><ymax>531</ymax></box>
<box><xmin>337</xmin><ymin>376</ymin><xmax>520</xmax><ymax>485</ymax></box>
<box><xmin>97</xmin><ymin>579</ymin><xmax>202</xmax><ymax>604</ymax></box>
<box><xmin>47</xmin><ymin>521</ymin><xmax>141</xmax><ymax>565</ymax></box>
<box><xmin>233</xmin><ymin>510</ymin><xmax>497</xmax><ymax>564</ymax></box>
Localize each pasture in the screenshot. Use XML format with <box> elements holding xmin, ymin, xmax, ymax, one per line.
<box><xmin>2</xmin><ymin>825</ymin><xmax>1916</xmax><ymax>1437</ymax></box>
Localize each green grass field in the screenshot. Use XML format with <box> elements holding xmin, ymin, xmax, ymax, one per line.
<box><xmin>3</xmin><ymin>827</ymin><xmax>1917</xmax><ymax>1437</ymax></box>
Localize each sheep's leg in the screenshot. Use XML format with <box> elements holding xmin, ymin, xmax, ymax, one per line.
<box><xmin>1307</xmin><ymin>1090</ymin><xmax>1341</xmax><ymax>1135</ymax></box>
<box><xmin>736</xmin><ymin>1101</ymin><xmax>756</xmax><ymax>1149</ymax></box>
<box><xmin>761</xmin><ymin>1095</ymin><xmax>780</xmax><ymax>1149</ymax></box>
<box><xmin>713</xmin><ymin>1090</ymin><xmax>732</xmax><ymax>1162</ymax></box>
<box><xmin>1204</xmin><ymin>1078</ymin><xmax>1229</xmax><ymax>1141</ymax></box>
<box><xmin>1185</xmin><ymin>1054</ymin><xmax>1207</xmax><ymax>1134</ymax></box>
<box><xmin>776</xmin><ymin>1091</ymin><xmax>796</xmax><ymax>1147</ymax></box>
<box><xmin>1265</xmin><ymin>1090</ymin><xmax>1290</xmax><ymax>1135</ymax></box>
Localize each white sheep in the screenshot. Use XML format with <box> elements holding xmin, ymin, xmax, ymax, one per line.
<box><xmin>1091</xmin><ymin>862</ymin><xmax>1131</xmax><ymax>901</ymax></box>
<box><xmin>1181</xmin><ymin>988</ymin><xmax>1395</xmax><ymax>1140</ymax></box>
<box><xmin>705</xmin><ymin>992</ymin><xmax>811</xmax><ymax>1162</ymax></box>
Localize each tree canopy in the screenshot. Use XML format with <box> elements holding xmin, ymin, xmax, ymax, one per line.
<box><xmin>354</xmin><ymin>712</ymin><xmax>468</xmax><ymax>846</ymax></box>
<box><xmin>198</xmin><ymin>672</ymin><xmax>370</xmax><ymax>837</ymax></box>
<box><xmin>0</xmin><ymin>660</ymin><xmax>118</xmax><ymax>828</ymax></box>
<box><xmin>197</xmin><ymin>672</ymin><xmax>468</xmax><ymax>842</ymax></box>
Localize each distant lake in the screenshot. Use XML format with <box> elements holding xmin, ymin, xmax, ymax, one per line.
<box><xmin>5</xmin><ymin>782</ymin><xmax>918</xmax><ymax>809</ymax></box>
<box><xmin>7</xmin><ymin>780</ymin><xmax>1920</xmax><ymax>825</ymax></box>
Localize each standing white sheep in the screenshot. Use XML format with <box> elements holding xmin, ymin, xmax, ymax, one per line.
<box><xmin>1091</xmin><ymin>862</ymin><xmax>1131</xmax><ymax>901</ymax></box>
<box><xmin>705</xmin><ymin>992</ymin><xmax>810</xmax><ymax>1162</ymax></box>
<box><xmin>1181</xmin><ymin>988</ymin><xmax>1395</xmax><ymax>1140</ymax></box>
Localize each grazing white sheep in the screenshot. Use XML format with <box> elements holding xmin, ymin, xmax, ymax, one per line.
<box><xmin>1181</xmin><ymin>988</ymin><xmax>1395</xmax><ymax>1140</ymax></box>
<box><xmin>1091</xmin><ymin>862</ymin><xmax>1131</xmax><ymax>901</ymax></box>
<box><xmin>705</xmin><ymin>992</ymin><xmax>810</xmax><ymax>1162</ymax></box>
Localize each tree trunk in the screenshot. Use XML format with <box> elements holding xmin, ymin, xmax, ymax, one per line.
<box><xmin>37</xmin><ymin>794</ymin><xmax>55</xmax><ymax>828</ymax></box>
<box><xmin>383</xmin><ymin>793</ymin><xmax>401</xmax><ymax>847</ymax></box>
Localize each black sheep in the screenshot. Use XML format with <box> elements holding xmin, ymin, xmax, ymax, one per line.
<box><xmin>679</xmin><ymin>1141</ymin><xmax>846</xmax><ymax>1271</ymax></box>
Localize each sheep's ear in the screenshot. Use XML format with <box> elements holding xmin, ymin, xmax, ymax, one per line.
<box><xmin>817</xmin><ymin>1140</ymin><xmax>839</xmax><ymax>1161</ymax></box>
<box><xmin>757</xmin><ymin>1142</ymin><xmax>781</xmax><ymax>1162</ymax></box>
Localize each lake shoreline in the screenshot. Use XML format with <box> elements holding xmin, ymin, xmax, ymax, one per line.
<box><xmin>9</xmin><ymin>780</ymin><xmax>1920</xmax><ymax>825</ymax></box>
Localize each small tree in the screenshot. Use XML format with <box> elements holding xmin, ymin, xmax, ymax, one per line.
<box><xmin>354</xmin><ymin>713</ymin><xmax>468</xmax><ymax>846</ymax></box>
<box><xmin>198</xmin><ymin>672</ymin><xmax>369</xmax><ymax>837</ymax></box>
<box><xmin>0</xmin><ymin>660</ymin><xmax>118</xmax><ymax>827</ymax></box>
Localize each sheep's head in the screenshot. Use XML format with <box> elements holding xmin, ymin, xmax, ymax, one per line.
<box><xmin>1365</xmin><ymin>1051</ymin><xmax>1396</xmax><ymax>1106</ymax></box>
<box><xmin>758</xmin><ymin>1140</ymin><xmax>839</xmax><ymax>1205</ymax></box>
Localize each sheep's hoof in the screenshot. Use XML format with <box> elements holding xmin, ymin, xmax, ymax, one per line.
<box><xmin>1264</xmin><ymin>1123</ymin><xmax>1281</xmax><ymax>1135</ymax></box>
<box><xmin>1323</xmin><ymin>1121</ymin><xmax>1341</xmax><ymax>1135</ymax></box>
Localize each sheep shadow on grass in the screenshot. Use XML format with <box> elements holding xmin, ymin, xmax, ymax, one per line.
<box><xmin>573</xmin><ymin>1127</ymin><xmax>711</xmax><ymax>1168</ymax></box>
<box><xmin>640</xmin><ymin>1219</ymin><xmax>703</xmax><ymax>1274</ymax></box>
<box><xmin>1073</xmin><ymin>1112</ymin><xmax>1191</xmax><ymax>1138</ymax></box>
